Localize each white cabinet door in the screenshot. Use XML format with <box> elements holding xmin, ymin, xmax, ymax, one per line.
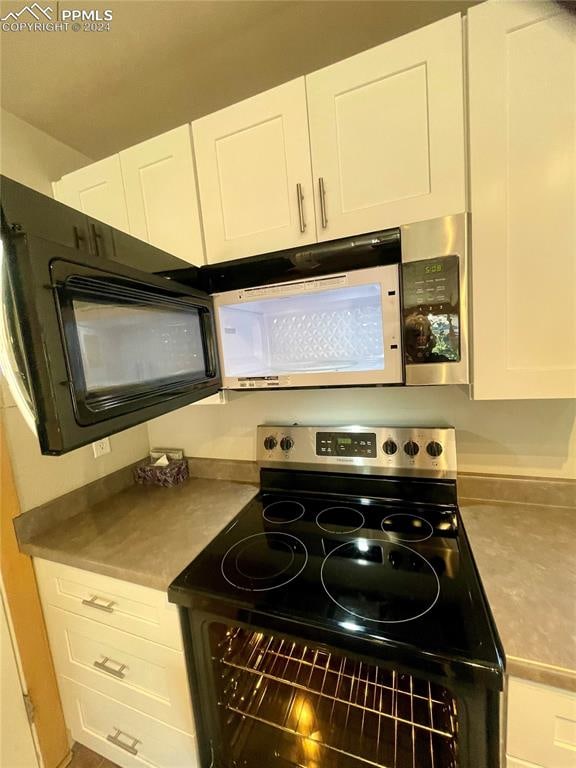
<box><xmin>193</xmin><ymin>78</ymin><xmax>316</xmax><ymax>263</ymax></box>
<box><xmin>306</xmin><ymin>14</ymin><xmax>466</xmax><ymax>241</ymax></box>
<box><xmin>120</xmin><ymin>126</ymin><xmax>204</xmax><ymax>265</ymax></box>
<box><xmin>55</xmin><ymin>155</ymin><xmax>130</xmax><ymax>233</ymax></box>
<box><xmin>469</xmin><ymin>0</ymin><xmax>576</xmax><ymax>400</ymax></box>
<box><xmin>507</xmin><ymin>677</ymin><xmax>576</xmax><ymax>767</ymax></box>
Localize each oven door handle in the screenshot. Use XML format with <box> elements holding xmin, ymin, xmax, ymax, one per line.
<box><xmin>0</xmin><ymin>243</ymin><xmax>36</xmax><ymax>434</ymax></box>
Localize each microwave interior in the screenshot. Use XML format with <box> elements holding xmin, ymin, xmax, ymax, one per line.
<box><xmin>217</xmin><ymin>282</ymin><xmax>389</xmax><ymax>379</ymax></box>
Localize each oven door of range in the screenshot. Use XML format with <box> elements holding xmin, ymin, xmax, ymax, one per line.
<box><xmin>175</xmin><ymin>602</ymin><xmax>502</xmax><ymax>768</ymax></box>
<box><xmin>212</xmin><ymin>264</ymin><xmax>404</xmax><ymax>391</ymax></box>
<box><xmin>1</xmin><ymin>233</ymin><xmax>221</xmax><ymax>455</ymax></box>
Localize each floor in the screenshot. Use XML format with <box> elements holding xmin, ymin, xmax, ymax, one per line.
<box><xmin>68</xmin><ymin>743</ymin><xmax>120</xmax><ymax>768</ymax></box>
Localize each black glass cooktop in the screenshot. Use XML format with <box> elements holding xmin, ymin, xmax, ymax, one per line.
<box><xmin>170</xmin><ymin>489</ymin><xmax>503</xmax><ymax>677</ymax></box>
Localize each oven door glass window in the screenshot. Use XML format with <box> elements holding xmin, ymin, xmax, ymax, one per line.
<box><xmin>208</xmin><ymin>622</ymin><xmax>459</xmax><ymax>768</ymax></box>
<box><xmin>73</xmin><ymin>300</ymin><xmax>205</xmax><ymax>392</ymax></box>
<box><xmin>57</xmin><ymin>276</ymin><xmax>216</xmax><ymax>425</ymax></box>
<box><xmin>402</xmin><ymin>255</ymin><xmax>460</xmax><ymax>364</ymax></box>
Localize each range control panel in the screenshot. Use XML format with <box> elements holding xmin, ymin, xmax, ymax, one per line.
<box><xmin>257</xmin><ymin>425</ymin><xmax>457</xmax><ymax>478</ymax></box>
<box><xmin>316</xmin><ymin>432</ymin><xmax>377</xmax><ymax>458</ymax></box>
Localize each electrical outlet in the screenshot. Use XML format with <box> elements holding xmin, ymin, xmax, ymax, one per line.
<box><xmin>92</xmin><ymin>438</ymin><xmax>111</xmax><ymax>458</ymax></box>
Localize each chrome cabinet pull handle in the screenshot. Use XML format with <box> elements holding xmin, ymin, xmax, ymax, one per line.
<box><xmin>81</xmin><ymin>595</ymin><xmax>115</xmax><ymax>613</ymax></box>
<box><xmin>296</xmin><ymin>183</ymin><xmax>306</xmax><ymax>233</ymax></box>
<box><xmin>93</xmin><ymin>656</ymin><xmax>127</xmax><ymax>679</ymax></box>
<box><xmin>106</xmin><ymin>728</ymin><xmax>140</xmax><ymax>756</ymax></box>
<box><xmin>318</xmin><ymin>177</ymin><xmax>328</xmax><ymax>229</ymax></box>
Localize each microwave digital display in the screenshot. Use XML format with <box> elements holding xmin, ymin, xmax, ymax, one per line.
<box><xmin>402</xmin><ymin>255</ymin><xmax>460</xmax><ymax>364</ymax></box>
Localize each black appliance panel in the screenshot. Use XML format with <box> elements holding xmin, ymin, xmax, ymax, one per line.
<box><xmin>200</xmin><ymin>229</ymin><xmax>401</xmax><ymax>294</ymax></box>
<box><xmin>170</xmin><ymin>492</ymin><xmax>502</xmax><ymax>680</ymax></box>
<box><xmin>4</xmin><ymin>233</ymin><xmax>220</xmax><ymax>454</ymax></box>
<box><xmin>402</xmin><ymin>255</ymin><xmax>461</xmax><ymax>365</ymax></box>
<box><xmin>316</xmin><ymin>431</ymin><xmax>377</xmax><ymax>458</ymax></box>
<box><xmin>179</xmin><ymin>605</ymin><xmax>501</xmax><ymax>768</ymax></box>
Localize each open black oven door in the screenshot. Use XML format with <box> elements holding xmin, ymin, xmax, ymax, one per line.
<box><xmin>1</xmin><ymin>229</ymin><xmax>221</xmax><ymax>455</ymax></box>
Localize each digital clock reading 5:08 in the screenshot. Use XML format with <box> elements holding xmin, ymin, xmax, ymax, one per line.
<box><xmin>424</xmin><ymin>263</ymin><xmax>443</xmax><ymax>274</ymax></box>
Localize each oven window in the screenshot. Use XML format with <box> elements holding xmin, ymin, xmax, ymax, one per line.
<box><xmin>210</xmin><ymin>624</ymin><xmax>459</xmax><ymax>768</ymax></box>
<box><xmin>72</xmin><ymin>299</ymin><xmax>206</xmax><ymax>392</ymax></box>
<box><xmin>402</xmin><ymin>256</ymin><xmax>460</xmax><ymax>364</ymax></box>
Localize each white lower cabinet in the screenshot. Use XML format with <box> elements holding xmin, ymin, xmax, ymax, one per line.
<box><xmin>59</xmin><ymin>677</ymin><xmax>197</xmax><ymax>768</ymax></box>
<box><xmin>34</xmin><ymin>559</ymin><xmax>199</xmax><ymax>768</ymax></box>
<box><xmin>507</xmin><ymin>677</ymin><xmax>576</xmax><ymax>767</ymax></box>
<box><xmin>42</xmin><ymin>606</ymin><xmax>194</xmax><ymax>733</ymax></box>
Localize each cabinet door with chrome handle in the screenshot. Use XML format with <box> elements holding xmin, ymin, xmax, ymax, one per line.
<box><xmin>194</xmin><ymin>77</ymin><xmax>316</xmax><ymax>264</ymax></box>
<box><xmin>306</xmin><ymin>14</ymin><xmax>466</xmax><ymax>240</ymax></box>
<box><xmin>59</xmin><ymin>677</ymin><xmax>199</xmax><ymax>766</ymax></box>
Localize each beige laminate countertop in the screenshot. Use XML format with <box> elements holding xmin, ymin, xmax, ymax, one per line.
<box><xmin>460</xmin><ymin>500</ymin><xmax>576</xmax><ymax>692</ymax></box>
<box><xmin>19</xmin><ymin>477</ymin><xmax>258</xmax><ymax>591</ymax></box>
<box><xmin>17</xmin><ymin>476</ymin><xmax>576</xmax><ymax>691</ymax></box>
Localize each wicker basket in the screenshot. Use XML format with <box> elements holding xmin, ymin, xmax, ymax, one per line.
<box><xmin>134</xmin><ymin>457</ymin><xmax>189</xmax><ymax>487</ymax></box>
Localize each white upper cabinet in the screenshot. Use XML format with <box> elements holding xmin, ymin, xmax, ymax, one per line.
<box><xmin>306</xmin><ymin>14</ymin><xmax>466</xmax><ymax>241</ymax></box>
<box><xmin>193</xmin><ymin>78</ymin><xmax>316</xmax><ymax>264</ymax></box>
<box><xmin>119</xmin><ymin>126</ymin><xmax>204</xmax><ymax>265</ymax></box>
<box><xmin>469</xmin><ymin>0</ymin><xmax>576</xmax><ymax>400</ymax></box>
<box><xmin>54</xmin><ymin>155</ymin><xmax>130</xmax><ymax>233</ymax></box>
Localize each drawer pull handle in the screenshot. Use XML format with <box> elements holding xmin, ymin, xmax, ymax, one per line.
<box><xmin>82</xmin><ymin>595</ymin><xmax>115</xmax><ymax>613</ymax></box>
<box><xmin>106</xmin><ymin>728</ymin><xmax>140</xmax><ymax>756</ymax></box>
<box><xmin>93</xmin><ymin>656</ymin><xmax>127</xmax><ymax>679</ymax></box>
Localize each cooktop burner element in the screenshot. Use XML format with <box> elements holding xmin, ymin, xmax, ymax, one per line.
<box><xmin>381</xmin><ymin>513</ymin><xmax>434</xmax><ymax>542</ymax></box>
<box><xmin>321</xmin><ymin>539</ymin><xmax>440</xmax><ymax>623</ymax></box>
<box><xmin>262</xmin><ymin>500</ymin><xmax>305</xmax><ymax>524</ymax></box>
<box><xmin>316</xmin><ymin>505</ymin><xmax>365</xmax><ymax>534</ymax></box>
<box><xmin>221</xmin><ymin>533</ymin><xmax>308</xmax><ymax>592</ymax></box>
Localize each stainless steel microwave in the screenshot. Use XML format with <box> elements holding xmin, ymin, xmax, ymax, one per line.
<box><xmin>1</xmin><ymin>175</ymin><xmax>467</xmax><ymax>455</ymax></box>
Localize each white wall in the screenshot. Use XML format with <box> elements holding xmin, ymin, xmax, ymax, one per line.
<box><xmin>148</xmin><ymin>386</ymin><xmax>576</xmax><ymax>479</ymax></box>
<box><xmin>0</xmin><ymin>108</ymin><xmax>91</xmax><ymax>197</ymax></box>
<box><xmin>0</xmin><ymin>109</ymin><xmax>149</xmax><ymax>511</ymax></box>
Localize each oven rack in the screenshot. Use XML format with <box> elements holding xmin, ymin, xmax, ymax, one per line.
<box><xmin>218</xmin><ymin>628</ymin><xmax>458</xmax><ymax>768</ymax></box>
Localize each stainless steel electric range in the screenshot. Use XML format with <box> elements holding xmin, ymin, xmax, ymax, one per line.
<box><xmin>169</xmin><ymin>426</ymin><xmax>504</xmax><ymax>768</ymax></box>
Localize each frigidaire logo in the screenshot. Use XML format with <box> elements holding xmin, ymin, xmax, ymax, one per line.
<box><xmin>1</xmin><ymin>3</ymin><xmax>113</xmax><ymax>31</ymax></box>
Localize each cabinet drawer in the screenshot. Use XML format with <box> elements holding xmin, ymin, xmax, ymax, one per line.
<box><xmin>34</xmin><ymin>559</ymin><xmax>182</xmax><ymax>650</ymax></box>
<box><xmin>507</xmin><ymin>677</ymin><xmax>576</xmax><ymax>767</ymax></box>
<box><xmin>43</xmin><ymin>606</ymin><xmax>194</xmax><ymax>734</ymax></box>
<box><xmin>59</xmin><ymin>677</ymin><xmax>199</xmax><ymax>768</ymax></box>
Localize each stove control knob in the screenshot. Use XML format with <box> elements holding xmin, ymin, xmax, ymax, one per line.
<box><xmin>382</xmin><ymin>439</ymin><xmax>398</xmax><ymax>456</ymax></box>
<box><xmin>263</xmin><ymin>436</ymin><xmax>277</xmax><ymax>451</ymax></box>
<box><xmin>404</xmin><ymin>440</ymin><xmax>420</xmax><ymax>458</ymax></box>
<box><xmin>426</xmin><ymin>440</ymin><xmax>443</xmax><ymax>458</ymax></box>
<box><xmin>280</xmin><ymin>437</ymin><xmax>294</xmax><ymax>451</ymax></box>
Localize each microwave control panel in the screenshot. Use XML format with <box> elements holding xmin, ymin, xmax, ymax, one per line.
<box><xmin>316</xmin><ymin>432</ymin><xmax>377</xmax><ymax>458</ymax></box>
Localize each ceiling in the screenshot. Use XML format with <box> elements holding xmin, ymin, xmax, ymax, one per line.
<box><xmin>1</xmin><ymin>0</ymin><xmax>478</xmax><ymax>159</ymax></box>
